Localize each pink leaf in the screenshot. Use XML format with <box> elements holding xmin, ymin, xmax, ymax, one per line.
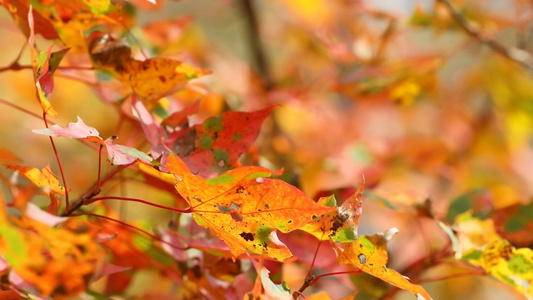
<box><xmin>33</xmin><ymin>117</ymin><xmax>152</xmax><ymax>165</ymax></box>
<box><xmin>93</xmin><ymin>263</ymin><xmax>131</xmax><ymax>281</ymax></box>
<box><xmin>32</xmin><ymin>116</ymin><xmax>102</xmax><ymax>143</ymax></box>
<box><xmin>25</xmin><ymin>203</ymin><xmax>67</xmax><ymax>226</ymax></box>
<box><xmin>104</xmin><ymin>137</ymin><xmax>152</xmax><ymax>165</ymax></box>
<box><xmin>132</xmin><ymin>94</ymin><xmax>165</xmax><ymax>158</ymax></box>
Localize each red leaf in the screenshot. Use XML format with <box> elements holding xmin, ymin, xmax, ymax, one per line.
<box><xmin>176</xmin><ymin>106</ymin><xmax>276</xmax><ymax>176</ymax></box>
<box><xmin>1</xmin><ymin>1</ymin><xmax>59</xmax><ymax>40</ymax></box>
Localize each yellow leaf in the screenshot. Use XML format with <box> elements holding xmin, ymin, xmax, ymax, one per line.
<box><xmin>119</xmin><ymin>57</ymin><xmax>212</xmax><ymax>102</ymax></box>
<box><xmin>463</xmin><ymin>240</ymin><xmax>533</xmax><ymax>297</ymax></box>
<box><xmin>6</xmin><ymin>164</ymin><xmax>65</xmax><ymax>196</ymax></box>
<box><xmin>334</xmin><ymin>229</ymin><xmax>432</xmax><ymax>300</ymax></box>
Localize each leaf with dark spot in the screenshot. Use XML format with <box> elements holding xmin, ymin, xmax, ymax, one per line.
<box><xmin>301</xmin><ymin>181</ymin><xmax>364</xmax><ymax>242</ymax></box>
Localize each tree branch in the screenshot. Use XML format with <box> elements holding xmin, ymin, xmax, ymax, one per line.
<box><xmin>437</xmin><ymin>0</ymin><xmax>533</xmax><ymax>72</ymax></box>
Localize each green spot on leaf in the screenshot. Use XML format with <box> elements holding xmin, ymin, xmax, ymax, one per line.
<box><xmin>199</xmin><ymin>134</ymin><xmax>213</xmax><ymax>149</ymax></box>
<box><xmin>232</xmin><ymin>133</ymin><xmax>242</xmax><ymax>141</ymax></box>
<box><xmin>213</xmin><ymin>149</ymin><xmax>229</xmax><ymax>169</ymax></box>
<box><xmin>256</xmin><ymin>225</ymin><xmax>273</xmax><ymax>243</ymax></box>
<box><xmin>324</xmin><ymin>195</ymin><xmax>337</xmax><ymax>207</ymax></box>
<box><xmin>206</xmin><ymin>173</ymin><xmax>236</xmax><ymax>185</ymax></box>
<box><xmin>335</xmin><ymin>228</ymin><xmax>356</xmax><ymax>242</ymax></box>
<box><xmin>203</xmin><ymin>116</ymin><xmax>224</xmax><ymax>132</ymax></box>
<box><xmin>192</xmin><ymin>213</ymin><xmax>207</xmax><ymax>227</ymax></box>
<box><xmin>508</xmin><ymin>254</ymin><xmax>532</xmax><ymax>274</ymax></box>
<box><xmin>184</xmin><ymin>73</ymin><xmax>198</xmax><ymax>80</ymax></box>
<box><xmin>462</xmin><ymin>249</ymin><xmax>483</xmax><ymax>261</ymax></box>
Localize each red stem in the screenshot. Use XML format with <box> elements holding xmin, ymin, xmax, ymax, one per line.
<box><xmin>93</xmin><ymin>144</ymin><xmax>104</xmax><ymax>195</ymax></box>
<box><xmin>71</xmin><ymin>212</ymin><xmax>189</xmax><ymax>250</ymax></box>
<box><xmin>306</xmin><ymin>238</ymin><xmax>323</xmax><ymax>279</ymax></box>
<box><xmin>99</xmin><ymin>163</ymin><xmax>131</xmax><ymax>187</ymax></box>
<box><xmin>43</xmin><ymin>112</ymin><xmax>70</xmax><ymax>212</ymax></box>
<box><xmin>85</xmin><ymin>196</ymin><xmax>190</xmax><ymax>213</ymax></box>
<box><xmin>293</xmin><ymin>291</ymin><xmax>307</xmax><ymax>299</ymax></box>
<box><xmin>0</xmin><ymin>98</ymin><xmax>56</xmax><ymax>124</ymax></box>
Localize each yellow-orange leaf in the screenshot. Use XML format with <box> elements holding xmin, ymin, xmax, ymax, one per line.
<box><xmin>0</xmin><ymin>201</ymin><xmax>104</xmax><ymax>297</ymax></box>
<box><xmin>334</xmin><ymin>229</ymin><xmax>432</xmax><ymax>300</ymax></box>
<box><xmin>165</xmin><ymin>153</ymin><xmax>336</xmax><ymax>261</ymax></box>
<box><xmin>119</xmin><ymin>57</ymin><xmax>212</xmax><ymax>102</ymax></box>
<box><xmin>6</xmin><ymin>164</ymin><xmax>65</xmax><ymax>196</ymax></box>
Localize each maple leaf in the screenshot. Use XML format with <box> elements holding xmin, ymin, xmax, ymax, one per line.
<box><xmin>133</xmin><ymin>95</ymin><xmax>275</xmax><ymax>176</ymax></box>
<box><xmin>300</xmin><ymin>181</ymin><xmax>364</xmax><ymax>242</ymax></box>
<box><xmin>462</xmin><ymin>240</ymin><xmax>533</xmax><ymax>297</ymax></box>
<box><xmin>28</xmin><ymin>7</ymin><xmax>68</xmax><ymax>118</ymax></box>
<box><xmin>0</xmin><ymin>1</ymin><xmax>59</xmax><ymax>40</ymax></box>
<box><xmin>32</xmin><ymin>116</ymin><xmax>152</xmax><ymax>165</ymax></box>
<box><xmin>5</xmin><ymin>164</ymin><xmax>65</xmax><ymax>197</ymax></box>
<box><xmin>120</xmin><ymin>58</ymin><xmax>212</xmax><ymax>102</ymax></box>
<box><xmin>333</xmin><ymin>228</ymin><xmax>432</xmax><ymax>300</ymax></box>
<box><xmin>175</xmin><ymin>106</ymin><xmax>276</xmax><ymax>176</ymax></box>
<box><xmin>89</xmin><ymin>33</ymin><xmax>211</xmax><ymax>103</ymax></box>
<box><xmin>0</xmin><ymin>194</ymin><xmax>105</xmax><ymax>297</ymax></box>
<box><xmin>165</xmin><ymin>153</ymin><xmax>336</xmax><ymax>261</ymax></box>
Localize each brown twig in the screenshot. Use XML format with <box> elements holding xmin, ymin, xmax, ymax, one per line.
<box><xmin>436</xmin><ymin>0</ymin><xmax>533</xmax><ymax>72</ymax></box>
<box><xmin>239</xmin><ymin>0</ymin><xmax>273</xmax><ymax>90</ymax></box>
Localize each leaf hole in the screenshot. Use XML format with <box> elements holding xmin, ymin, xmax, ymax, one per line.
<box><xmin>358</xmin><ymin>254</ymin><xmax>367</xmax><ymax>264</ymax></box>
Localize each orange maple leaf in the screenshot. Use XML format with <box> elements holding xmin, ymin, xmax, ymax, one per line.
<box><xmin>165</xmin><ymin>153</ymin><xmax>336</xmax><ymax>261</ymax></box>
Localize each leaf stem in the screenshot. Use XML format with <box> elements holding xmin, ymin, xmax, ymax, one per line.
<box><xmin>43</xmin><ymin>112</ymin><xmax>70</xmax><ymax>212</ymax></box>
<box><xmin>305</xmin><ymin>236</ymin><xmax>324</xmax><ymax>279</ymax></box>
<box><xmin>85</xmin><ymin>196</ymin><xmax>191</xmax><ymax>213</ymax></box>
<box><xmin>92</xmin><ymin>144</ymin><xmax>104</xmax><ymax>196</ymax></box>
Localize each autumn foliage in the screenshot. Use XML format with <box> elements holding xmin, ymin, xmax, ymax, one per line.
<box><xmin>1</xmin><ymin>0</ymin><xmax>533</xmax><ymax>299</ymax></box>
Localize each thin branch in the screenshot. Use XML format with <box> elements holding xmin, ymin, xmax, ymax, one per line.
<box><xmin>436</xmin><ymin>0</ymin><xmax>533</xmax><ymax>72</ymax></box>
<box><xmin>43</xmin><ymin>112</ymin><xmax>70</xmax><ymax>212</ymax></box>
<box><xmin>84</xmin><ymin>196</ymin><xmax>190</xmax><ymax>213</ymax></box>
<box><xmin>0</xmin><ymin>98</ymin><xmax>55</xmax><ymax>124</ymax></box>
<box><xmin>62</xmin><ymin>163</ymin><xmax>133</xmax><ymax>216</ymax></box>
<box><xmin>72</xmin><ymin>212</ymin><xmax>189</xmax><ymax>251</ymax></box>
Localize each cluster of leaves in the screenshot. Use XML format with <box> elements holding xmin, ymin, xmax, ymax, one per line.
<box><xmin>0</xmin><ymin>0</ymin><xmax>532</xmax><ymax>299</ymax></box>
